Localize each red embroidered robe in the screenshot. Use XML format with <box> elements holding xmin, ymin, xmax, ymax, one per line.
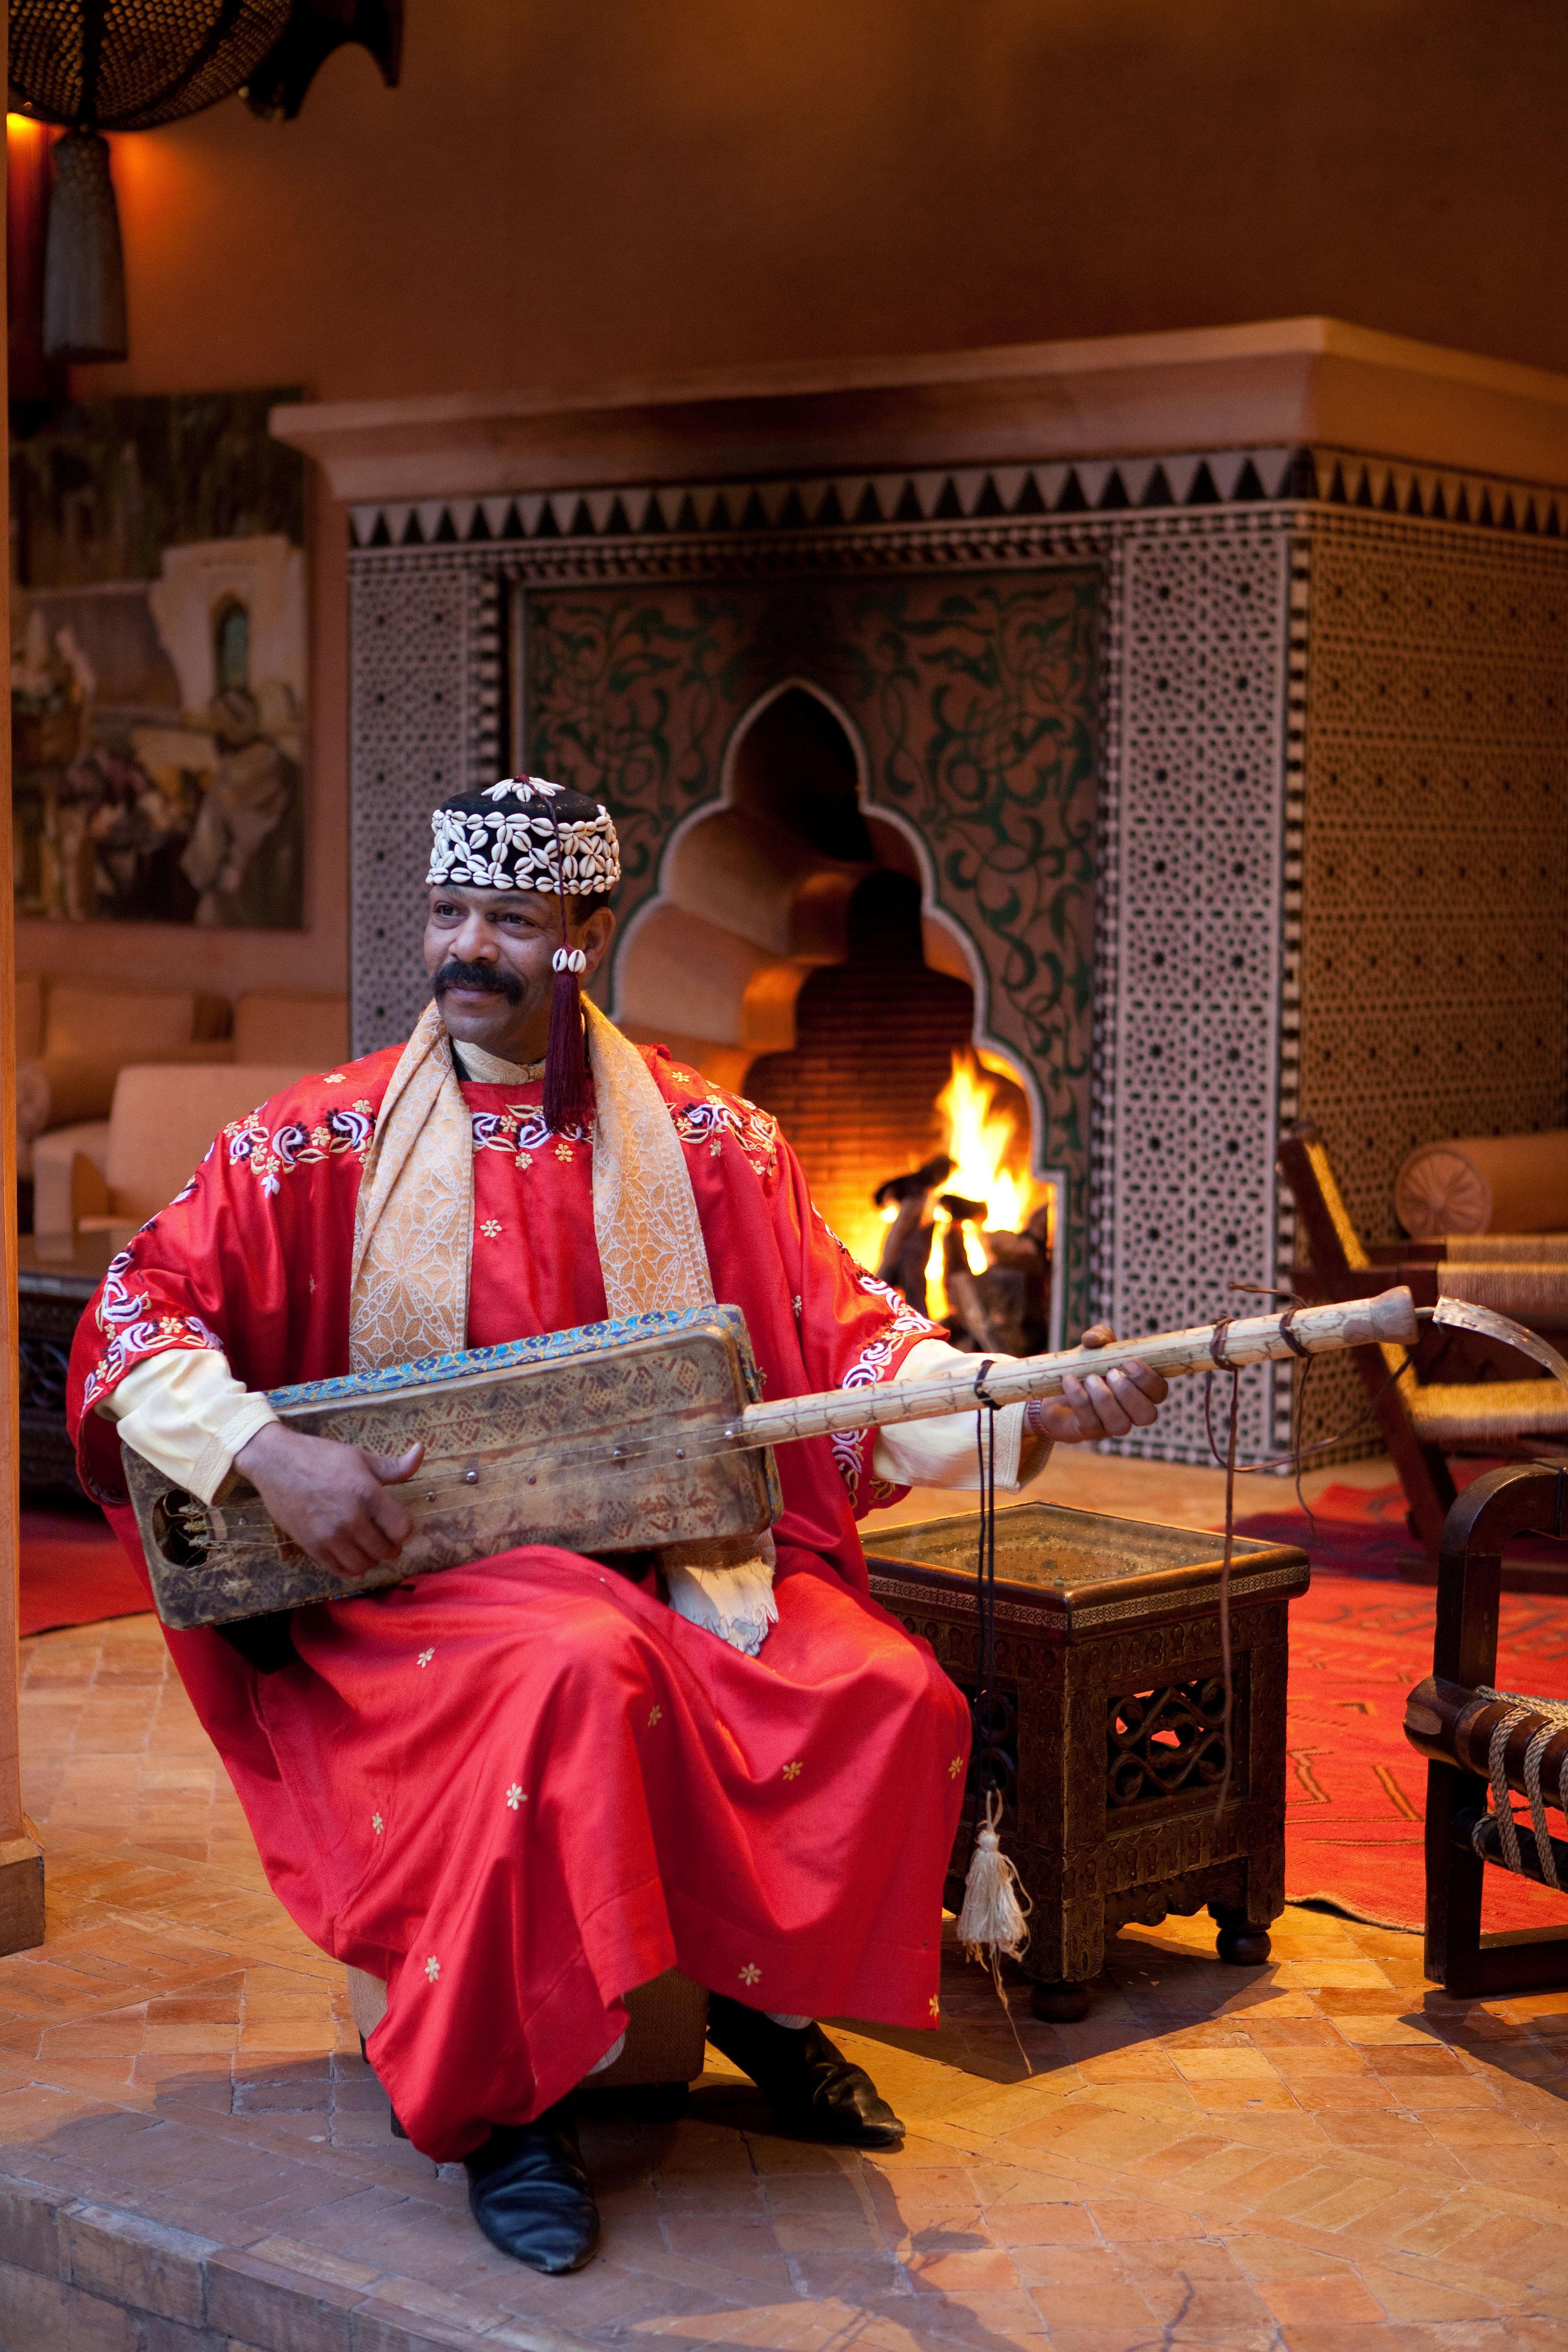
<box><xmin>66</xmin><ymin>1045</ymin><xmax>971</xmax><ymax>2159</ymax></box>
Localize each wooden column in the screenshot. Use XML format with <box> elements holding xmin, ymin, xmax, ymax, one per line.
<box><xmin>0</xmin><ymin>92</ymin><xmax>49</xmax><ymax>1954</ymax></box>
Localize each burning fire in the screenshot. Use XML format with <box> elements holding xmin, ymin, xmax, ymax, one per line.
<box><xmin>921</xmin><ymin>1051</ymin><xmax>1045</xmax><ymax>1314</ymax></box>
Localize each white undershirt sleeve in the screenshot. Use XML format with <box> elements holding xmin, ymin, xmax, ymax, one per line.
<box><xmin>100</xmin><ymin>1348</ymin><xmax>279</xmax><ymax>1507</ymax></box>
<box><xmin>869</xmin><ymin>1336</ymin><xmax>1054</xmax><ymax>1493</ymax></box>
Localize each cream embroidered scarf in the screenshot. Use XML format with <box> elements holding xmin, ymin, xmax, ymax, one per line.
<box><xmin>348</xmin><ymin>998</ymin><xmax>776</xmax><ymax>1651</ymax></box>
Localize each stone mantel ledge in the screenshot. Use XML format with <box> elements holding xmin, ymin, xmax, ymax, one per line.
<box><xmin>272</xmin><ymin>317</ymin><xmax>1568</xmax><ymax>505</ymax></box>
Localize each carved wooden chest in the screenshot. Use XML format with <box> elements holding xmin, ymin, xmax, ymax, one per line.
<box><xmin>16</xmin><ymin>1234</ymin><xmax>115</xmax><ymax>1496</ymax></box>
<box><xmin>865</xmin><ymin>1501</ymin><xmax>1310</xmax><ymax>2017</ymax></box>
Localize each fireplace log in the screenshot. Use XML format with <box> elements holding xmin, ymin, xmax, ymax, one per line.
<box><xmin>873</xmin><ymin>1154</ymin><xmax>954</xmax><ymax>1209</ymax></box>
<box><xmin>873</xmin><ymin>1154</ymin><xmax>954</xmax><ymax>1315</ymax></box>
<box><xmin>877</xmin><ymin>1197</ymin><xmax>936</xmax><ymax>1313</ymax></box>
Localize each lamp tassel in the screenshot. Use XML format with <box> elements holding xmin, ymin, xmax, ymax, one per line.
<box><xmin>43</xmin><ymin>129</ymin><xmax>128</xmax><ymax>364</ymax></box>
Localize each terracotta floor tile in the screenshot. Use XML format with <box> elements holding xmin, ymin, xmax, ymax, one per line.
<box><xmin>1193</xmin><ymin>2082</ymin><xmax>1305</xmax><ymax>2113</ymax></box>
<box><xmin>882</xmin><ymin>2285</ymin><xmax>1046</xmax><ymax>2339</ymax></box>
<box><xmin>1025</xmin><ymin>2281</ymin><xmax>1158</xmax><ymax>2328</ymax></box>
<box><xmin>1266</xmin><ymin>2046</ymin><xmax>1378</xmax><ymax>2078</ymax></box>
<box><xmin>771</xmin><ymin>2213</ymin><xmax>881</xmax><ymax>2254</ymax></box>
<box><xmin>1043</xmin><ymin>2333</ymin><xmax>1189</xmax><ymax>2352</ymax></box>
<box><xmin>982</xmin><ymin>2203</ymin><xmax>1102</xmax><ymax>2247</ymax></box>
<box><xmin>1007</xmin><ymin>2244</ymin><xmax>1127</xmax><ymax>2288</ymax></box>
<box><xmin>1290</xmin><ymin>2080</ymin><xmax>1405</xmax><ymax>2112</ymax></box>
<box><xmin>904</xmin><ymin>2249</ymin><xmax>1020</xmax><ymax>2292</ymax></box>
<box><xmin>1116</xmin><ymin>2240</ymin><xmax>1249</xmax><ymax>2286</ymax></box>
<box><xmin>761</xmin><ymin>2173</ymin><xmax>869</xmax><ymax>2215</ymax></box>
<box><xmin>1358</xmin><ymin>2262</ymin><xmax>1509</xmax><ymax>2324</ymax></box>
<box><xmin>1261</xmin><ymin>2273</ymin><xmax>1390</xmax><ymax>2324</ymax></box>
<box><xmin>1169</xmin><ymin>2048</ymin><xmax>1280</xmax><ymax>2081</ymax></box>
<box><xmin>883</xmin><ymin>2210</ymin><xmax>989</xmax><ymax>2254</ymax></box>
<box><xmin>782</xmin><ymin>2251</ymin><xmax>908</xmax><ymax>2301</ymax></box>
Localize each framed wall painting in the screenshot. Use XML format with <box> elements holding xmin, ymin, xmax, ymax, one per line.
<box><xmin>9</xmin><ymin>387</ymin><xmax>306</xmax><ymax>930</ymax></box>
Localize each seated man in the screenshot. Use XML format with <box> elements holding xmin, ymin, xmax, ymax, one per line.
<box><xmin>67</xmin><ymin>778</ymin><xmax>1166</xmax><ymax>2276</ymax></box>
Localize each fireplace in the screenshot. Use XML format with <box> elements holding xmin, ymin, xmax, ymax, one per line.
<box><xmin>302</xmin><ymin>321</ymin><xmax>1568</xmax><ymax>1464</ymax></box>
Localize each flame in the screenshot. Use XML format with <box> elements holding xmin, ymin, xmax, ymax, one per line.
<box><xmin>925</xmin><ymin>1052</ymin><xmax>1044</xmax><ymax>1314</ymax></box>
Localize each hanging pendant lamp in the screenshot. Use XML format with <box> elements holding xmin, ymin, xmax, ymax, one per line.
<box><xmin>11</xmin><ymin>0</ymin><xmax>292</xmax><ymax>361</ymax></box>
<box><xmin>10</xmin><ymin>2</ymin><xmax>400</xmax><ymax>363</ymax></box>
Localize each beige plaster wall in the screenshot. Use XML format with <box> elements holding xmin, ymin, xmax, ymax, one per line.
<box><xmin>69</xmin><ymin>0</ymin><xmax>1568</xmax><ymax>403</ymax></box>
<box><xmin>36</xmin><ymin>0</ymin><xmax>1565</xmax><ymax>997</ymax></box>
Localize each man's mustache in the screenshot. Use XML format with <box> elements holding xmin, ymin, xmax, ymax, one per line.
<box><xmin>433</xmin><ymin>958</ymin><xmax>524</xmax><ymax>1004</ymax></box>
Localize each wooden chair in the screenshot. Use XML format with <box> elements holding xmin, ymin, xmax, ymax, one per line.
<box><xmin>1277</xmin><ymin>1121</ymin><xmax>1568</xmax><ymax>1557</ymax></box>
<box><xmin>1404</xmin><ymin>1463</ymin><xmax>1568</xmax><ymax>1995</ymax></box>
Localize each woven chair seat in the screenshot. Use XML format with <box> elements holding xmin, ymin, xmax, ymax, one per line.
<box><xmin>1447</xmin><ymin>1234</ymin><xmax>1568</xmax><ymax>1265</ymax></box>
<box><xmin>1436</xmin><ymin>1264</ymin><xmax>1568</xmax><ymax>1329</ymax></box>
<box><xmin>1408</xmin><ymin>1380</ymin><xmax>1568</xmax><ymax>1444</ymax></box>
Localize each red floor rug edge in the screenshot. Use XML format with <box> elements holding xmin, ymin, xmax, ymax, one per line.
<box><xmin>19</xmin><ymin>1507</ymin><xmax>150</xmax><ymax>1639</ymax></box>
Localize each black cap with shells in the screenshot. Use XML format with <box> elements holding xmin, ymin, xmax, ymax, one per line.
<box><xmin>427</xmin><ymin>777</ymin><xmax>620</xmax><ymax>896</ymax></box>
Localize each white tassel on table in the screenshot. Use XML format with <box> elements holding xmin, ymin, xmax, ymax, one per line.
<box><xmin>957</xmin><ymin>1788</ymin><xmax>1031</xmax><ymax>1965</ymax></box>
<box><xmin>955</xmin><ymin>1788</ymin><xmax>1034</xmax><ymax>2071</ymax></box>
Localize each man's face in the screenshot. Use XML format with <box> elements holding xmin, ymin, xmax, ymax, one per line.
<box><xmin>423</xmin><ymin>884</ymin><xmax>615</xmax><ymax>1062</ymax></box>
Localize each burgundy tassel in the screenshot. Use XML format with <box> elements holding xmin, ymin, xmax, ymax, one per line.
<box><xmin>542</xmin><ymin>803</ymin><xmax>592</xmax><ymax>1133</ymax></box>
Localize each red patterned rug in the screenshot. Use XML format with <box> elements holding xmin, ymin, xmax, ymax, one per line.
<box><xmin>19</xmin><ymin>1505</ymin><xmax>148</xmax><ymax>1638</ymax></box>
<box><xmin>1233</xmin><ymin>1481</ymin><xmax>1568</xmax><ymax>1931</ymax></box>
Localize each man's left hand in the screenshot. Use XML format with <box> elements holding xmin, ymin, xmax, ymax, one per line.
<box><xmin>1024</xmin><ymin>1324</ymin><xmax>1169</xmax><ymax>1444</ymax></box>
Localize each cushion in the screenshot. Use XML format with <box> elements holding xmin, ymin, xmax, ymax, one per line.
<box><xmin>13</xmin><ymin>975</ymin><xmax>44</xmax><ymax>1060</ymax></box>
<box><xmin>105</xmin><ymin>1065</ymin><xmax>308</xmax><ymax>1224</ymax></box>
<box><xmin>15</xmin><ymin>1041</ymin><xmax>238</xmax><ymax>1154</ymax></box>
<box><xmin>1395</xmin><ymin>1131</ymin><xmax>1568</xmax><ymax>1239</ymax></box>
<box><xmin>14</xmin><ymin>1060</ymin><xmax>51</xmax><ymax>1150</ymax></box>
<box><xmin>233</xmin><ymin>990</ymin><xmax>349</xmax><ymax>1069</ymax></box>
<box><xmin>44</xmin><ymin>985</ymin><xmax>196</xmax><ymax>1059</ymax></box>
<box><xmin>31</xmin><ymin>1121</ymin><xmax>111</xmax><ymax>1241</ymax></box>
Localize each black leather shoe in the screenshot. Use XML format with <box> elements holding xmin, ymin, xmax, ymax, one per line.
<box><xmin>706</xmin><ymin>1994</ymin><xmax>905</xmax><ymax>2146</ymax></box>
<box><xmin>464</xmin><ymin>2098</ymin><xmax>600</xmax><ymax>2273</ymax></box>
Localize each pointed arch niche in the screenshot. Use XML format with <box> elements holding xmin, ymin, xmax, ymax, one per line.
<box><xmin>611</xmin><ymin>681</ymin><xmax>1039</xmax><ymax>1272</ymax></box>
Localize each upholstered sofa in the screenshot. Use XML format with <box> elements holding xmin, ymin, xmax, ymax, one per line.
<box><xmin>33</xmin><ymin>1062</ymin><xmax>315</xmax><ymax>1242</ymax></box>
<box><xmin>14</xmin><ymin>978</ymin><xmax>236</xmax><ymax>1180</ymax></box>
<box><xmin>22</xmin><ymin>984</ymin><xmax>348</xmax><ymax>1241</ymax></box>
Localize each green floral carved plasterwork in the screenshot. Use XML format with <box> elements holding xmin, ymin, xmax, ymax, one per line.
<box><xmin>838</xmin><ymin>576</ymin><xmax>1098</xmax><ymax>1168</ymax></box>
<box><xmin>527</xmin><ymin>569</ymin><xmax>1099</xmax><ymax>1329</ymax></box>
<box><xmin>526</xmin><ymin>589</ymin><xmax>748</xmax><ymax>931</ymax></box>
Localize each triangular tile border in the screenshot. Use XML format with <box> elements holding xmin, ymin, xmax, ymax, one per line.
<box><xmin>349</xmin><ymin>443</ymin><xmax>1568</xmax><ymax>549</ymax></box>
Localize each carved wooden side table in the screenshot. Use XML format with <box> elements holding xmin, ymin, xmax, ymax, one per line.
<box><xmin>866</xmin><ymin>1501</ymin><xmax>1310</xmax><ymax>2019</ymax></box>
<box><xmin>16</xmin><ymin>1233</ymin><xmax>114</xmax><ymax>1495</ymax></box>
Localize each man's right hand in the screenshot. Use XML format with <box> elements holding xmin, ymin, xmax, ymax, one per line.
<box><xmin>234</xmin><ymin>1423</ymin><xmax>424</xmax><ymax>1580</ymax></box>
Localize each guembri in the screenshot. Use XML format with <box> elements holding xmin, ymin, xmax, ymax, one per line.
<box><xmin>124</xmin><ymin>1285</ymin><xmax>1434</xmax><ymax>1630</ymax></box>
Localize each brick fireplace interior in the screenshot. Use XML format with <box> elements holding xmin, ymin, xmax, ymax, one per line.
<box><xmin>746</xmin><ymin>869</ymin><xmax>974</xmax><ymax>1270</ymax></box>
<box><xmin>658</xmin><ymin>683</ymin><xmax>1040</xmax><ymax>1291</ymax></box>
